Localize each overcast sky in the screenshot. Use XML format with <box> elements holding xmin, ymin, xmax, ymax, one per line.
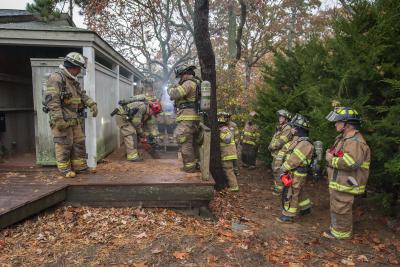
<box><xmin>1</xmin><ymin>0</ymin><xmax>340</xmax><ymax>30</ymax></box>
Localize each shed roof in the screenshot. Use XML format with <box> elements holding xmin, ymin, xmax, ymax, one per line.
<box><xmin>0</xmin><ymin>9</ymin><xmax>143</xmax><ymax>79</ymax></box>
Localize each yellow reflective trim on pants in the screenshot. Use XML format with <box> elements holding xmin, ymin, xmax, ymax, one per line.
<box><xmin>71</xmin><ymin>159</ymin><xmax>86</xmax><ymax>166</ymax></box>
<box><xmin>329</xmin><ymin>181</ymin><xmax>365</xmax><ymax>194</ymax></box>
<box><xmin>343</xmin><ymin>153</ymin><xmax>356</xmax><ymax>167</ymax></box>
<box><xmin>57</xmin><ymin>161</ymin><xmax>70</xmax><ymax>171</ymax></box>
<box><xmin>127</xmin><ymin>151</ymin><xmax>139</xmax><ymax>160</ymax></box>
<box><xmin>176</xmin><ymin>115</ymin><xmax>200</xmax><ymax>121</ymax></box>
<box><xmin>361</xmin><ymin>161</ymin><xmax>370</xmax><ymax>169</ymax></box>
<box><xmin>284</xmin><ymin>203</ymin><xmax>297</xmax><ymax>214</ymax></box>
<box><xmin>223</xmin><ymin>155</ymin><xmax>238</xmax><ymax>161</ymax></box>
<box><xmin>299</xmin><ymin>198</ymin><xmax>311</xmax><ymax>207</ymax></box>
<box><xmin>184</xmin><ymin>162</ymin><xmax>196</xmax><ymax>168</ymax></box>
<box><xmin>243</xmin><ymin>140</ymin><xmax>256</xmax><ymax>145</ymax></box>
<box><xmin>293</xmin><ymin>148</ymin><xmax>306</xmax><ymax>162</ymax></box>
<box><xmin>330</xmin><ymin>227</ymin><xmax>351</xmax><ymax>239</ymax></box>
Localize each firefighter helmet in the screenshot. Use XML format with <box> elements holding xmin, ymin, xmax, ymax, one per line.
<box><xmin>174</xmin><ymin>64</ymin><xmax>196</xmax><ymax>78</ymax></box>
<box><xmin>326</xmin><ymin>107</ymin><xmax>360</xmax><ymax>124</ymax></box>
<box><xmin>289</xmin><ymin>113</ymin><xmax>310</xmax><ymax>130</ymax></box>
<box><xmin>276</xmin><ymin>109</ymin><xmax>291</xmax><ymax>120</ymax></box>
<box><xmin>149</xmin><ymin>99</ymin><xmax>162</xmax><ymax>115</ymax></box>
<box><xmin>64</xmin><ymin>52</ymin><xmax>86</xmax><ymax>69</ymax></box>
<box><xmin>217</xmin><ymin>111</ymin><xmax>227</xmax><ymax>123</ymax></box>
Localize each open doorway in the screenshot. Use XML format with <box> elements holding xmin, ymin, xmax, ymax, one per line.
<box><xmin>0</xmin><ymin>45</ymin><xmax>80</xmax><ymax>168</ymax></box>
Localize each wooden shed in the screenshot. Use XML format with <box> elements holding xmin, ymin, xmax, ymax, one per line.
<box><xmin>0</xmin><ymin>10</ymin><xmax>144</xmax><ymax>168</ymax></box>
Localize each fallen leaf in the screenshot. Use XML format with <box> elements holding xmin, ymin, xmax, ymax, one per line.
<box><xmin>151</xmin><ymin>248</ymin><xmax>163</xmax><ymax>254</ymax></box>
<box><xmin>341</xmin><ymin>258</ymin><xmax>355</xmax><ymax>266</ymax></box>
<box><xmin>133</xmin><ymin>261</ymin><xmax>147</xmax><ymax>267</ymax></box>
<box><xmin>134</xmin><ymin>232</ymin><xmax>147</xmax><ymax>239</ymax></box>
<box><xmin>219</xmin><ymin>230</ymin><xmax>234</xmax><ymax>238</ymax></box>
<box><xmin>207</xmin><ymin>255</ymin><xmax>218</xmax><ymax>266</ymax></box>
<box><xmin>388</xmin><ymin>258</ymin><xmax>399</xmax><ymax>265</ymax></box>
<box><xmin>63</xmin><ymin>211</ymin><xmax>74</xmax><ymax>221</ymax></box>
<box><xmin>357</xmin><ymin>255</ymin><xmax>368</xmax><ymax>262</ymax></box>
<box><xmin>371</xmin><ymin>237</ymin><xmax>381</xmax><ymax>244</ymax></box>
<box><xmin>173</xmin><ymin>251</ymin><xmax>187</xmax><ymax>260</ymax></box>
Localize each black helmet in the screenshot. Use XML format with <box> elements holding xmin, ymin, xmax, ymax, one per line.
<box><xmin>289</xmin><ymin>113</ymin><xmax>310</xmax><ymax>131</ymax></box>
<box><xmin>174</xmin><ymin>64</ymin><xmax>196</xmax><ymax>78</ymax></box>
<box><xmin>326</xmin><ymin>107</ymin><xmax>361</xmax><ymax>124</ymax></box>
<box><xmin>276</xmin><ymin>109</ymin><xmax>291</xmax><ymax>120</ymax></box>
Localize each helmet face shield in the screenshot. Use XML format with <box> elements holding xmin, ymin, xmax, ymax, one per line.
<box><xmin>326</xmin><ymin>111</ymin><xmax>341</xmax><ymax>122</ymax></box>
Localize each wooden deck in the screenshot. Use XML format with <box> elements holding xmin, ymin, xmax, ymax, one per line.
<box><xmin>0</xmin><ymin>150</ymin><xmax>215</xmax><ymax>229</ymax></box>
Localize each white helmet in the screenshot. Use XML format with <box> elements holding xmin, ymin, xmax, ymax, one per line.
<box><xmin>64</xmin><ymin>52</ymin><xmax>86</xmax><ymax>69</ymax></box>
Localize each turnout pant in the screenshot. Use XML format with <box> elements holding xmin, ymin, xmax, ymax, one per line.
<box><xmin>174</xmin><ymin>120</ymin><xmax>199</xmax><ymax>170</ymax></box>
<box><xmin>282</xmin><ymin>173</ymin><xmax>311</xmax><ymax>217</ymax></box>
<box><xmin>222</xmin><ymin>160</ymin><xmax>238</xmax><ymax>188</ymax></box>
<box><xmin>241</xmin><ymin>143</ymin><xmax>257</xmax><ymax>167</ymax></box>
<box><xmin>272</xmin><ymin>157</ymin><xmax>284</xmax><ymax>191</ymax></box>
<box><xmin>120</xmin><ymin>123</ymin><xmax>139</xmax><ymax>161</ymax></box>
<box><xmin>329</xmin><ymin>189</ymin><xmax>354</xmax><ymax>239</ymax></box>
<box><xmin>52</xmin><ymin>123</ymin><xmax>87</xmax><ymax>174</ymax></box>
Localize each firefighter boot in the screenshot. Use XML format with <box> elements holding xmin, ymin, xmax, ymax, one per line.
<box><xmin>299</xmin><ymin>208</ymin><xmax>311</xmax><ymax>216</ymax></box>
<box><xmin>228</xmin><ymin>186</ymin><xmax>240</xmax><ymax>192</ymax></box>
<box><xmin>63</xmin><ymin>171</ymin><xmax>76</xmax><ymax>178</ymax></box>
<box><xmin>276</xmin><ymin>215</ymin><xmax>294</xmax><ymax>223</ymax></box>
<box><xmin>129</xmin><ymin>156</ymin><xmax>144</xmax><ymax>162</ymax></box>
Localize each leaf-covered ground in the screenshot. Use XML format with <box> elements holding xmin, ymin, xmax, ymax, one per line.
<box><xmin>0</xmin><ymin>164</ymin><xmax>399</xmax><ymax>266</ymax></box>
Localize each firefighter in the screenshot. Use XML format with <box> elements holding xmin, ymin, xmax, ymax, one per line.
<box><xmin>218</xmin><ymin>112</ymin><xmax>239</xmax><ymax>192</ymax></box>
<box><xmin>277</xmin><ymin>114</ymin><xmax>314</xmax><ymax>223</ymax></box>
<box><xmin>167</xmin><ymin>64</ymin><xmax>201</xmax><ymax>172</ymax></box>
<box><xmin>241</xmin><ymin>111</ymin><xmax>260</xmax><ymax>169</ymax></box>
<box><xmin>112</xmin><ymin>98</ymin><xmax>162</xmax><ymax>161</ymax></box>
<box><xmin>323</xmin><ymin>107</ymin><xmax>370</xmax><ymax>239</ymax></box>
<box><xmin>44</xmin><ymin>52</ymin><xmax>98</xmax><ymax>178</ymax></box>
<box><xmin>225</xmin><ymin>112</ymin><xmax>240</xmax><ymax>176</ymax></box>
<box><xmin>268</xmin><ymin>109</ymin><xmax>293</xmax><ymax>194</ymax></box>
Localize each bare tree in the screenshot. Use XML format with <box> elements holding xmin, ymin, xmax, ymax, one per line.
<box><xmin>85</xmin><ymin>0</ymin><xmax>196</xmax><ymax>86</ymax></box>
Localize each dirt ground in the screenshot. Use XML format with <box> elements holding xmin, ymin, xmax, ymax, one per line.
<box><xmin>0</xmin><ymin>162</ymin><xmax>399</xmax><ymax>266</ymax></box>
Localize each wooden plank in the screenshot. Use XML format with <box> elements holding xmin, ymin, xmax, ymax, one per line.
<box><xmin>67</xmin><ymin>184</ymin><xmax>214</xmax><ymax>202</ymax></box>
<box><xmin>0</xmin><ymin>187</ymin><xmax>66</xmax><ymax>229</ymax></box>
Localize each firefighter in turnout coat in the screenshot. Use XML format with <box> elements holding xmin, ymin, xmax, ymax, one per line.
<box><xmin>225</xmin><ymin>112</ymin><xmax>240</xmax><ymax>175</ymax></box>
<box><xmin>324</xmin><ymin>107</ymin><xmax>371</xmax><ymax>239</ymax></box>
<box><xmin>44</xmin><ymin>52</ymin><xmax>98</xmax><ymax>178</ymax></box>
<box><xmin>268</xmin><ymin>109</ymin><xmax>293</xmax><ymax>193</ymax></box>
<box><xmin>168</xmin><ymin>65</ymin><xmax>201</xmax><ymax>172</ymax></box>
<box><xmin>241</xmin><ymin>111</ymin><xmax>260</xmax><ymax>169</ymax></box>
<box><xmin>218</xmin><ymin>112</ymin><xmax>239</xmax><ymax>192</ymax></box>
<box><xmin>277</xmin><ymin>114</ymin><xmax>314</xmax><ymax>223</ymax></box>
<box><xmin>113</xmin><ymin>98</ymin><xmax>162</xmax><ymax>161</ymax></box>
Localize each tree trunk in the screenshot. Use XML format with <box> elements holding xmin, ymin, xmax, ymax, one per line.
<box><xmin>244</xmin><ymin>62</ymin><xmax>251</xmax><ymax>92</ymax></box>
<box><xmin>193</xmin><ymin>0</ymin><xmax>226</xmax><ymax>189</ymax></box>
<box><xmin>228</xmin><ymin>3</ymin><xmax>237</xmax><ymax>70</ymax></box>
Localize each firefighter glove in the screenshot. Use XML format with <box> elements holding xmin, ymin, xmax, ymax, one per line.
<box><xmin>89</xmin><ymin>103</ymin><xmax>98</xmax><ymax>117</ymax></box>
